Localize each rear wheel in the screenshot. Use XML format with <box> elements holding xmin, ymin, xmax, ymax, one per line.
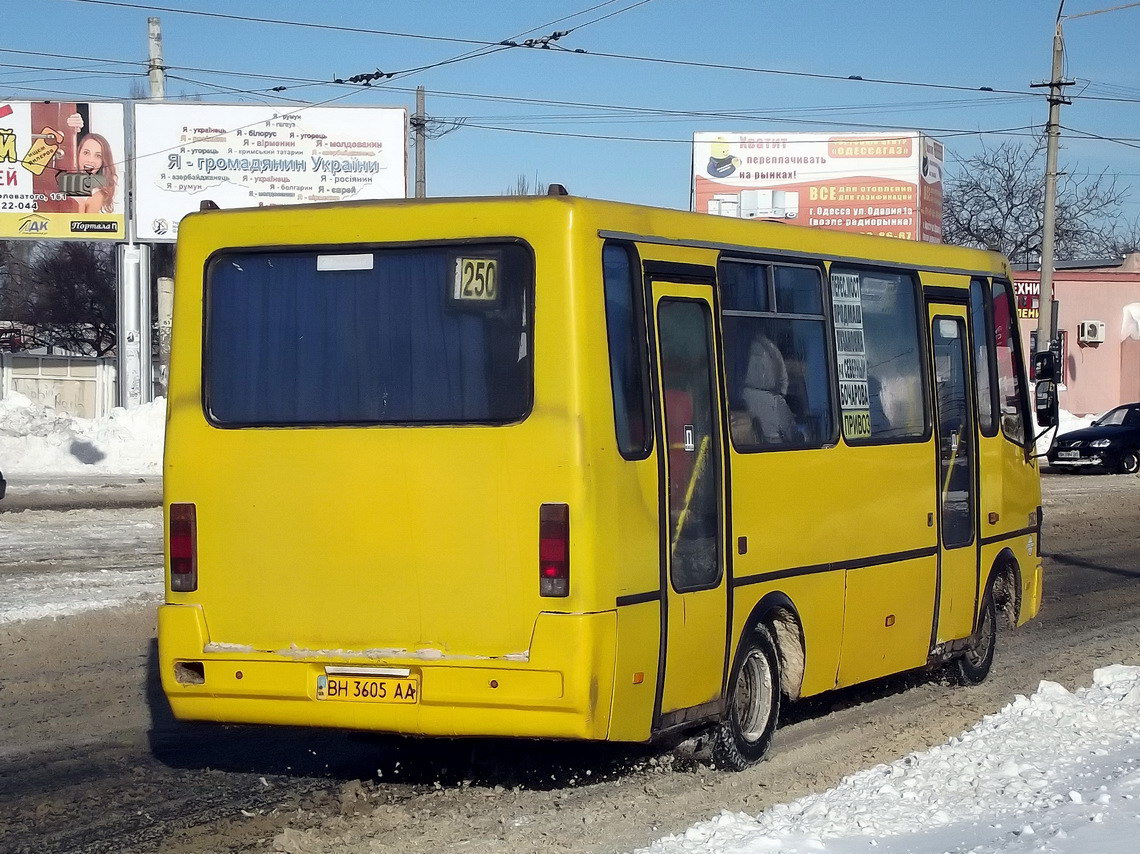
<box><xmin>1115</xmin><ymin>449</ymin><xmax>1140</xmax><ymax>475</ymax></box>
<box><xmin>955</xmin><ymin>594</ymin><xmax>997</xmax><ymax>685</ymax></box>
<box><xmin>711</xmin><ymin>624</ymin><xmax>780</xmax><ymax>771</ymax></box>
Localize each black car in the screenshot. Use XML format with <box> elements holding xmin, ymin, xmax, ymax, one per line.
<box><xmin>0</xmin><ymin>467</ymin><xmax>5</xmax><ymax>500</ymax></box>
<box><xmin>1048</xmin><ymin>403</ymin><xmax>1140</xmax><ymax>474</ymax></box>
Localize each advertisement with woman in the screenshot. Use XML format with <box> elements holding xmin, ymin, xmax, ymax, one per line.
<box><xmin>0</xmin><ymin>100</ymin><xmax>126</xmax><ymax>239</ymax></box>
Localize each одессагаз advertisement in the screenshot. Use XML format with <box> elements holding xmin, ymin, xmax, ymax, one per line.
<box><xmin>693</xmin><ymin>131</ymin><xmax>943</xmax><ymax>243</ymax></box>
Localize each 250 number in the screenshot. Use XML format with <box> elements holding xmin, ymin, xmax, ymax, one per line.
<box><xmin>454</xmin><ymin>258</ymin><xmax>498</xmax><ymax>302</ymax></box>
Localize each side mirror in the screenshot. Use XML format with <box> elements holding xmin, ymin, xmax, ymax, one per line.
<box><xmin>1032</xmin><ymin>351</ymin><xmax>1058</xmax><ymax>383</ymax></box>
<box><xmin>1035</xmin><ymin>379</ymin><xmax>1059</xmax><ymax>429</ymax></box>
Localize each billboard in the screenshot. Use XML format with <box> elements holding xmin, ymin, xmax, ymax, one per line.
<box><xmin>693</xmin><ymin>132</ymin><xmax>944</xmax><ymax>243</ymax></box>
<box><xmin>0</xmin><ymin>100</ymin><xmax>126</xmax><ymax>240</ymax></box>
<box><xmin>133</xmin><ymin>103</ymin><xmax>407</xmax><ymax>241</ymax></box>
<box><xmin>1014</xmin><ymin>278</ymin><xmax>1040</xmax><ymax>319</ymax></box>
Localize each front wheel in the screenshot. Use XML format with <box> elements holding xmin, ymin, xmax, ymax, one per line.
<box><xmin>1115</xmin><ymin>449</ymin><xmax>1140</xmax><ymax>475</ymax></box>
<box><xmin>955</xmin><ymin>594</ymin><xmax>997</xmax><ymax>685</ymax></box>
<box><xmin>711</xmin><ymin>624</ymin><xmax>781</xmax><ymax>771</ymax></box>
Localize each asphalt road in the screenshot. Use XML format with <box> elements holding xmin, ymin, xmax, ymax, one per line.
<box><xmin>0</xmin><ymin>474</ymin><xmax>161</xmax><ymax>513</ymax></box>
<box><xmin>0</xmin><ymin>472</ymin><xmax>1137</xmax><ymax>854</ymax></box>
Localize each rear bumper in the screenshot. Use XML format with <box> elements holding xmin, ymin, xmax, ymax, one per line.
<box><xmin>158</xmin><ymin>604</ymin><xmax>617</xmax><ymax>741</ymax></box>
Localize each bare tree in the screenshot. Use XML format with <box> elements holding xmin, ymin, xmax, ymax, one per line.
<box><xmin>943</xmin><ymin>141</ymin><xmax>1134</xmax><ymax>264</ymax></box>
<box><xmin>0</xmin><ymin>241</ymin><xmax>117</xmax><ymax>355</ymax></box>
<box><xmin>504</xmin><ymin>172</ymin><xmax>544</xmax><ymax>196</ymax></box>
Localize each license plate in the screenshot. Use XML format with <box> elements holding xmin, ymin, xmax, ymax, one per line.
<box><xmin>316</xmin><ymin>674</ymin><xmax>419</xmax><ymax>703</ymax></box>
<box><xmin>1057</xmin><ymin>450</ymin><xmax>1080</xmax><ymax>460</ymax></box>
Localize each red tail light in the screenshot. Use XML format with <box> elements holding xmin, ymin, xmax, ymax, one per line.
<box><xmin>169</xmin><ymin>503</ymin><xmax>198</xmax><ymax>592</ymax></box>
<box><xmin>539</xmin><ymin>503</ymin><xmax>569</xmax><ymax>597</ymax></box>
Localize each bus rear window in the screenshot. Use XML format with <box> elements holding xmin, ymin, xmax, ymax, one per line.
<box><xmin>204</xmin><ymin>243</ymin><xmax>533</xmax><ymax>426</ymax></box>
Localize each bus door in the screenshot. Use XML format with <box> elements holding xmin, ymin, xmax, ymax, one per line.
<box><xmin>928</xmin><ymin>304</ymin><xmax>979</xmax><ymax>644</ymax></box>
<box><xmin>648</xmin><ymin>280</ymin><xmax>729</xmax><ymax>722</ymax></box>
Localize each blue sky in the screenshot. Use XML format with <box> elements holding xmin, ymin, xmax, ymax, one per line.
<box><xmin>3</xmin><ymin>0</ymin><xmax>1138</xmax><ymax>211</ymax></box>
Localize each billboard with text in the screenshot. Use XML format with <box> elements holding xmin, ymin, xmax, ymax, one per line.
<box><xmin>133</xmin><ymin>103</ymin><xmax>407</xmax><ymax>241</ymax></box>
<box><xmin>693</xmin><ymin>131</ymin><xmax>944</xmax><ymax>243</ymax></box>
<box><xmin>0</xmin><ymin>100</ymin><xmax>126</xmax><ymax>240</ymax></box>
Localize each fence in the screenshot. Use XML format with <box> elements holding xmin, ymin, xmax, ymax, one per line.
<box><xmin>0</xmin><ymin>353</ymin><xmax>117</xmax><ymax>419</ymax></box>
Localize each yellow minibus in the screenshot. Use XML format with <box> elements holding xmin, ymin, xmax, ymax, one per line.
<box><xmin>160</xmin><ymin>194</ymin><xmax>1043</xmax><ymax>768</ymax></box>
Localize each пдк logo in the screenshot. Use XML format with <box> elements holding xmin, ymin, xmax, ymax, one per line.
<box><xmin>18</xmin><ymin>214</ymin><xmax>49</xmax><ymax>234</ymax></box>
<box><xmin>152</xmin><ymin>218</ymin><xmax>169</xmax><ymax>236</ymax></box>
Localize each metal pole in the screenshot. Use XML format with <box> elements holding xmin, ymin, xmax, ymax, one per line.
<box><xmin>414</xmin><ymin>86</ymin><xmax>426</xmax><ymax>198</ymax></box>
<box><xmin>138</xmin><ymin>244</ymin><xmax>152</xmax><ymax>402</ymax></box>
<box><xmin>1035</xmin><ymin>19</ymin><xmax>1072</xmax><ymax>350</ymax></box>
<box><xmin>157</xmin><ymin>275</ymin><xmax>174</xmax><ymax>396</ymax></box>
<box><xmin>116</xmin><ymin>244</ymin><xmax>143</xmax><ymax>408</ymax></box>
<box><xmin>115</xmin><ymin>17</ymin><xmax>162</xmax><ymax>407</ymax></box>
<box><xmin>147</xmin><ymin>16</ymin><xmax>166</xmax><ymax>99</ymax></box>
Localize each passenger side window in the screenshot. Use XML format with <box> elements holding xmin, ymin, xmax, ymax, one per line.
<box><xmin>992</xmin><ymin>279</ymin><xmax>1027</xmax><ymax>445</ymax></box>
<box><xmin>830</xmin><ymin>267</ymin><xmax>927</xmax><ymax>442</ymax></box>
<box><xmin>969</xmin><ymin>279</ymin><xmax>997</xmax><ymax>436</ymax></box>
<box><xmin>720</xmin><ymin>259</ymin><xmax>834</xmax><ymax>451</ymax></box>
<box><xmin>602</xmin><ymin>242</ymin><xmax>651</xmax><ymax>458</ymax></box>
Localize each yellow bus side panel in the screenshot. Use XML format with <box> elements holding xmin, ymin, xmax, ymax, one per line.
<box><xmin>836</xmin><ymin>556</ymin><xmax>937</xmax><ymax>687</ymax></box>
<box><xmin>731</xmin><ymin>571</ymin><xmax>845</xmax><ymax>699</ymax></box>
<box><xmin>607</xmin><ymin>602</ymin><xmax>661</xmax><ymax>741</ymax></box>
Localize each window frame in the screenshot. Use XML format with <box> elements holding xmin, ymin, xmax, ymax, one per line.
<box><xmin>827</xmin><ymin>263</ymin><xmax>933</xmax><ymax>447</ymax></box>
<box><xmin>931</xmin><ymin>313</ymin><xmax>977</xmax><ymax>550</ymax></box>
<box><xmin>717</xmin><ymin>254</ymin><xmax>840</xmax><ymax>454</ymax></box>
<box><xmin>200</xmin><ymin>237</ymin><xmax>537</xmax><ymax>430</ymax></box>
<box><xmin>656</xmin><ymin>296</ymin><xmax>725</xmax><ymax>594</ymax></box>
<box><xmin>601</xmin><ymin>239</ymin><xmax>654</xmax><ymax>460</ymax></box>
<box><xmin>969</xmin><ymin>278</ymin><xmax>1000</xmax><ymax>438</ymax></box>
<box><xmin>991</xmin><ymin>277</ymin><xmax>1033</xmax><ymax>449</ymax></box>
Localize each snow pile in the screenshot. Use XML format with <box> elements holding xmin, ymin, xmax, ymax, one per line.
<box><xmin>635</xmin><ymin>667</ymin><xmax>1140</xmax><ymax>854</ymax></box>
<box><xmin>0</xmin><ymin>391</ymin><xmax>165</xmax><ymax>475</ymax></box>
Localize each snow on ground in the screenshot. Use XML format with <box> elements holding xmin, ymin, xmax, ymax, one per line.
<box><xmin>634</xmin><ymin>667</ymin><xmax>1140</xmax><ymax>854</ymax></box>
<box><xmin>0</xmin><ymin>391</ymin><xmax>165</xmax><ymax>476</ymax></box>
<box><xmin>0</xmin><ymin>507</ymin><xmax>162</xmax><ymax>623</ymax></box>
<box><xmin>1034</xmin><ymin>407</ymin><xmax>1098</xmax><ymax>455</ymax></box>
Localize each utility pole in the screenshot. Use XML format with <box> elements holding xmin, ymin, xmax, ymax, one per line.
<box><xmin>118</xmin><ymin>17</ymin><xmax>163</xmax><ymax>407</ymax></box>
<box><xmin>1031</xmin><ymin>6</ymin><xmax>1074</xmax><ymax>352</ymax></box>
<box><xmin>147</xmin><ymin>16</ymin><xmax>165</xmax><ymax>99</ymax></box>
<box><xmin>1032</xmin><ymin>0</ymin><xmax>1140</xmax><ymax>352</ymax></box>
<box><xmin>414</xmin><ymin>86</ymin><xmax>426</xmax><ymax>198</ymax></box>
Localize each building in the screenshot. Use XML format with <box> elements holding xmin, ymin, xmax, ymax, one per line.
<box><xmin>1014</xmin><ymin>253</ymin><xmax>1140</xmax><ymax>416</ymax></box>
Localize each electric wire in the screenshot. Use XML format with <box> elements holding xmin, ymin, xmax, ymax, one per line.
<box><xmin>1062</xmin><ymin>125</ymin><xmax>1140</xmax><ymax>150</ymax></box>
<box><xmin>457</xmin><ymin>122</ymin><xmax>1043</xmax><ymax>146</ymax></box>
<box><xmin>62</xmin><ymin>0</ymin><xmax>497</xmax><ymax>46</ymax></box>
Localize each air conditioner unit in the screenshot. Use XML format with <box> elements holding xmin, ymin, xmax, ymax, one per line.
<box><xmin>1077</xmin><ymin>320</ymin><xmax>1106</xmax><ymax>344</ymax></box>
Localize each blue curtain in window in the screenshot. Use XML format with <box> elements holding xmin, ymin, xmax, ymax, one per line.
<box><xmin>206</xmin><ymin>250</ymin><xmax>514</xmax><ymax>425</ymax></box>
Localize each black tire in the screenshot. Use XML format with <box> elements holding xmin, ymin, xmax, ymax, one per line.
<box><xmin>955</xmin><ymin>594</ymin><xmax>997</xmax><ymax>685</ymax></box>
<box><xmin>711</xmin><ymin>623</ymin><xmax>781</xmax><ymax>771</ymax></box>
<box><xmin>1115</xmin><ymin>449</ymin><xmax>1140</xmax><ymax>475</ymax></box>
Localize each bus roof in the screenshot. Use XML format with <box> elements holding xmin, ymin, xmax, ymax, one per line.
<box><xmin>179</xmin><ymin>194</ymin><xmax>1010</xmax><ymax>279</ymax></box>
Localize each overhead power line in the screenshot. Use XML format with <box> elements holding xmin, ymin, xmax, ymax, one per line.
<box><xmin>560</xmin><ymin>45</ymin><xmax>1140</xmax><ymax>104</ymax></box>
<box><xmin>1062</xmin><ymin>125</ymin><xmax>1140</xmax><ymax>150</ymax></box>
<box><xmin>9</xmin><ymin>31</ymin><xmax>1140</xmax><ymax>106</ymax></box>
<box><xmin>62</xmin><ymin>0</ymin><xmax>495</xmax><ymax>46</ymax></box>
<box><xmin>458</xmin><ymin>122</ymin><xmax>1043</xmax><ymax>146</ymax></box>
<box><xmin>95</xmin><ymin>0</ymin><xmax>658</xmax><ymax>170</ymax></box>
